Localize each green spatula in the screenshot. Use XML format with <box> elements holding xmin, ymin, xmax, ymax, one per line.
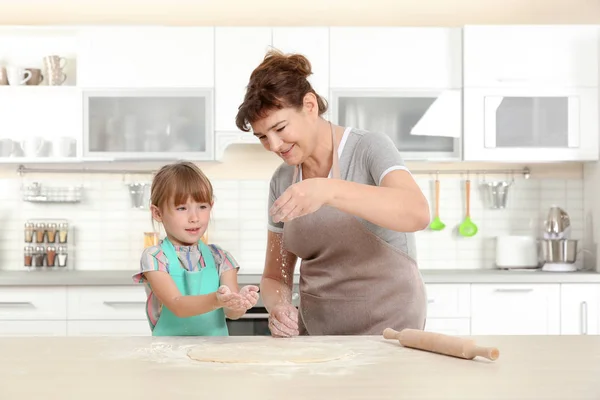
<box><xmin>459</xmin><ymin>179</ymin><xmax>478</xmax><ymax>237</ymax></box>
<box><xmin>429</xmin><ymin>179</ymin><xmax>445</xmax><ymax>231</ymax></box>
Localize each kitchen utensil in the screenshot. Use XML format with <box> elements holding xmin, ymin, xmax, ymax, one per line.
<box><xmin>429</xmin><ymin>178</ymin><xmax>445</xmax><ymax>231</ymax></box>
<box><xmin>127</xmin><ymin>183</ymin><xmax>150</xmax><ymax>209</ymax></box>
<box><xmin>495</xmin><ymin>235</ymin><xmax>540</xmax><ymax>269</ymax></box>
<box><xmin>481</xmin><ymin>180</ymin><xmax>511</xmax><ymax>209</ymax></box>
<box><xmin>383</xmin><ymin>328</ymin><xmax>499</xmax><ymax>361</ymax></box>
<box><xmin>544</xmin><ymin>206</ymin><xmax>571</xmax><ymax>239</ymax></box>
<box><xmin>458</xmin><ymin>179</ymin><xmax>478</xmax><ymax>237</ymax></box>
<box><xmin>43</xmin><ymin>55</ymin><xmax>67</xmax><ymax>86</ymax></box>
<box><xmin>25</xmin><ymin>68</ymin><xmax>43</xmax><ymax>85</ymax></box>
<box><xmin>6</xmin><ymin>66</ymin><xmax>32</xmax><ymax>85</ymax></box>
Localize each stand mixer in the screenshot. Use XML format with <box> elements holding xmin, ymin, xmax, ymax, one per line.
<box><xmin>540</xmin><ymin>206</ymin><xmax>578</xmax><ymax>272</ymax></box>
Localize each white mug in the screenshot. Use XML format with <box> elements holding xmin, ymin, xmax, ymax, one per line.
<box><xmin>7</xmin><ymin>66</ymin><xmax>32</xmax><ymax>86</ymax></box>
<box><xmin>21</xmin><ymin>137</ymin><xmax>45</xmax><ymax>157</ymax></box>
<box><xmin>52</xmin><ymin>137</ymin><xmax>76</xmax><ymax>157</ymax></box>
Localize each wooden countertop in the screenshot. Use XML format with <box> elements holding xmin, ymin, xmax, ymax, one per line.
<box><xmin>0</xmin><ymin>335</ymin><xmax>599</xmax><ymax>399</ymax></box>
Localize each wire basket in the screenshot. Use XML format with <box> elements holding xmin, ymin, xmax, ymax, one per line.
<box><xmin>22</xmin><ymin>182</ymin><xmax>83</xmax><ymax>203</ymax></box>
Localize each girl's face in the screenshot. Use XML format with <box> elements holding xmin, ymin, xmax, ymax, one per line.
<box><xmin>250</xmin><ymin>93</ymin><xmax>320</xmax><ymax>166</ymax></box>
<box><xmin>151</xmin><ymin>197</ymin><xmax>212</xmax><ymax>246</ymax></box>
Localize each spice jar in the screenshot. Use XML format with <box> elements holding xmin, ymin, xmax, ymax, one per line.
<box><xmin>33</xmin><ymin>246</ymin><xmax>45</xmax><ymax>267</ymax></box>
<box><xmin>46</xmin><ymin>246</ymin><xmax>56</xmax><ymax>267</ymax></box>
<box><xmin>58</xmin><ymin>223</ymin><xmax>69</xmax><ymax>243</ymax></box>
<box><xmin>35</xmin><ymin>223</ymin><xmax>46</xmax><ymax>243</ymax></box>
<box><xmin>24</xmin><ymin>246</ymin><xmax>33</xmax><ymax>267</ymax></box>
<box><xmin>57</xmin><ymin>246</ymin><xmax>68</xmax><ymax>268</ymax></box>
<box><xmin>24</xmin><ymin>223</ymin><xmax>34</xmax><ymax>243</ymax></box>
<box><xmin>46</xmin><ymin>223</ymin><xmax>57</xmax><ymax>243</ymax></box>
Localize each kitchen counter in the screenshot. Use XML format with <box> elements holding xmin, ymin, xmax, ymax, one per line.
<box><xmin>0</xmin><ymin>335</ymin><xmax>598</xmax><ymax>399</ymax></box>
<box><xmin>0</xmin><ymin>268</ymin><xmax>599</xmax><ymax>286</ymax></box>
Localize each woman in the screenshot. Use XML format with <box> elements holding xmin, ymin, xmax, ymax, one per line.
<box><xmin>235</xmin><ymin>49</ymin><xmax>431</xmax><ymax>337</ymax></box>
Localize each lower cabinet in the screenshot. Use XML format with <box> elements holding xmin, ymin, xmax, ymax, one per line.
<box><xmin>0</xmin><ymin>283</ymin><xmax>597</xmax><ymax>336</ymax></box>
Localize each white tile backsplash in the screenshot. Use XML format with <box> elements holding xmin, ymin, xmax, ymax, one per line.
<box><xmin>0</xmin><ymin>173</ymin><xmax>584</xmax><ymax>273</ymax></box>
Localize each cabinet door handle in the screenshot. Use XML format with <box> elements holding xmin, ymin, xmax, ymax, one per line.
<box><xmin>103</xmin><ymin>301</ymin><xmax>145</xmax><ymax>307</ymax></box>
<box><xmin>580</xmin><ymin>301</ymin><xmax>588</xmax><ymax>335</ymax></box>
<box><xmin>427</xmin><ymin>299</ymin><xmax>435</xmax><ymax>304</ymax></box>
<box><xmin>494</xmin><ymin>288</ymin><xmax>534</xmax><ymax>293</ymax></box>
<box><xmin>0</xmin><ymin>301</ymin><xmax>34</xmax><ymax>307</ymax></box>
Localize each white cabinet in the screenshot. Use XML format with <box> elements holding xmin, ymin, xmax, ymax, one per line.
<box><xmin>330</xmin><ymin>27</ymin><xmax>462</xmax><ymax>89</ymax></box>
<box><xmin>214</xmin><ymin>27</ymin><xmax>272</xmax><ymax>133</ymax></box>
<box><xmin>77</xmin><ymin>27</ymin><xmax>215</xmax><ymax>88</ymax></box>
<box><xmin>560</xmin><ymin>284</ymin><xmax>600</xmax><ymax>335</ymax></box>
<box><xmin>463</xmin><ymin>25</ymin><xmax>599</xmax><ymax>88</ymax></box>
<box><xmin>67</xmin><ymin>286</ymin><xmax>147</xmax><ymax>321</ymax></box>
<box><xmin>0</xmin><ymin>321</ymin><xmax>67</xmax><ymax>336</ymax></box>
<box><xmin>272</xmin><ymin>27</ymin><xmax>330</xmax><ymax>112</ymax></box>
<box><xmin>329</xmin><ymin>27</ymin><xmax>462</xmax><ymax>161</ymax></box>
<box><xmin>67</xmin><ymin>321</ymin><xmax>150</xmax><ymax>336</ymax></box>
<box><xmin>82</xmin><ymin>88</ymin><xmax>214</xmax><ymax>160</ymax></box>
<box><xmin>471</xmin><ymin>284</ymin><xmax>561</xmax><ymax>335</ymax></box>
<box><xmin>463</xmin><ymin>87</ymin><xmax>599</xmax><ymax>162</ymax></box>
<box><xmin>425</xmin><ymin>318</ymin><xmax>470</xmax><ymax>336</ymax></box>
<box><xmin>0</xmin><ymin>287</ymin><xmax>66</xmax><ymax>320</ymax></box>
<box><xmin>0</xmin><ymin>87</ymin><xmax>82</xmax><ymax>159</ymax></box>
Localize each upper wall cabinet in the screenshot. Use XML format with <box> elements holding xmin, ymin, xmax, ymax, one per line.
<box><xmin>214</xmin><ymin>27</ymin><xmax>330</xmax><ymax>159</ymax></box>
<box><xmin>77</xmin><ymin>27</ymin><xmax>215</xmax><ymax>88</ymax></box>
<box><xmin>272</xmin><ymin>27</ymin><xmax>330</xmax><ymax>117</ymax></box>
<box><xmin>463</xmin><ymin>25</ymin><xmax>599</xmax><ymax>88</ymax></box>
<box><xmin>329</xmin><ymin>28</ymin><xmax>462</xmax><ymax>161</ymax></box>
<box><xmin>329</xmin><ymin>27</ymin><xmax>462</xmax><ymax>89</ymax></box>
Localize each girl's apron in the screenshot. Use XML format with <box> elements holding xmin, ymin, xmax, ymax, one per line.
<box><xmin>150</xmin><ymin>238</ymin><xmax>229</xmax><ymax>336</ymax></box>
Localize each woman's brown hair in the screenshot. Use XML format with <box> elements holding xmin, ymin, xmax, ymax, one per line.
<box><xmin>150</xmin><ymin>161</ymin><xmax>213</xmax><ymax>209</ymax></box>
<box><xmin>235</xmin><ymin>48</ymin><xmax>328</xmax><ymax>132</ymax></box>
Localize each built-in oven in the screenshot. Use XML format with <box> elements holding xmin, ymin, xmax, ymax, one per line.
<box><xmin>226</xmin><ymin>286</ymin><xmax>300</xmax><ymax>336</ymax></box>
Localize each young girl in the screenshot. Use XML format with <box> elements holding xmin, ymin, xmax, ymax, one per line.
<box><xmin>133</xmin><ymin>161</ymin><xmax>259</xmax><ymax>336</ymax></box>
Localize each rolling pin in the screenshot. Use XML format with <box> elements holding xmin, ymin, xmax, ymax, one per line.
<box><xmin>383</xmin><ymin>328</ymin><xmax>499</xmax><ymax>361</ymax></box>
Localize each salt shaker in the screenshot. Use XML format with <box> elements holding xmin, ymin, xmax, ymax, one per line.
<box><xmin>57</xmin><ymin>246</ymin><xmax>68</xmax><ymax>268</ymax></box>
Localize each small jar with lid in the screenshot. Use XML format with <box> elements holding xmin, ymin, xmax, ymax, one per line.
<box><xmin>35</xmin><ymin>223</ymin><xmax>46</xmax><ymax>243</ymax></box>
<box><xmin>46</xmin><ymin>223</ymin><xmax>58</xmax><ymax>243</ymax></box>
<box><xmin>58</xmin><ymin>223</ymin><xmax>69</xmax><ymax>244</ymax></box>
<box><xmin>46</xmin><ymin>246</ymin><xmax>57</xmax><ymax>267</ymax></box>
<box><xmin>57</xmin><ymin>246</ymin><xmax>68</xmax><ymax>267</ymax></box>
<box><xmin>24</xmin><ymin>246</ymin><xmax>34</xmax><ymax>267</ymax></box>
<box><xmin>33</xmin><ymin>246</ymin><xmax>45</xmax><ymax>267</ymax></box>
<box><xmin>24</xmin><ymin>223</ymin><xmax>34</xmax><ymax>243</ymax></box>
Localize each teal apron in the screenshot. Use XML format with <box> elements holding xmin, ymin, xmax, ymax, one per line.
<box><xmin>150</xmin><ymin>237</ymin><xmax>229</xmax><ymax>336</ymax></box>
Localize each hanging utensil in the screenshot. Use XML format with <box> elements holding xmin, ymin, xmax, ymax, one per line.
<box><xmin>429</xmin><ymin>174</ymin><xmax>445</xmax><ymax>231</ymax></box>
<box><xmin>459</xmin><ymin>178</ymin><xmax>478</xmax><ymax>237</ymax></box>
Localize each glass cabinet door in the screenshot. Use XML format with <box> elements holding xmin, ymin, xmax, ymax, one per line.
<box><xmin>83</xmin><ymin>89</ymin><xmax>213</xmax><ymax>160</ymax></box>
<box><xmin>484</xmin><ymin>95</ymin><xmax>579</xmax><ymax>149</ymax></box>
<box><xmin>333</xmin><ymin>90</ymin><xmax>461</xmax><ymax>160</ymax></box>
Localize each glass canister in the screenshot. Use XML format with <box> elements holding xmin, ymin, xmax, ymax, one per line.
<box><xmin>144</xmin><ymin>232</ymin><xmax>159</xmax><ymax>248</ymax></box>
<box><xmin>24</xmin><ymin>246</ymin><xmax>34</xmax><ymax>267</ymax></box>
<box><xmin>57</xmin><ymin>246</ymin><xmax>68</xmax><ymax>268</ymax></box>
<box><xmin>33</xmin><ymin>246</ymin><xmax>45</xmax><ymax>267</ymax></box>
<box><xmin>46</xmin><ymin>223</ymin><xmax>58</xmax><ymax>243</ymax></box>
<box><xmin>35</xmin><ymin>223</ymin><xmax>46</xmax><ymax>243</ymax></box>
<box><xmin>58</xmin><ymin>223</ymin><xmax>69</xmax><ymax>243</ymax></box>
<box><xmin>46</xmin><ymin>246</ymin><xmax>57</xmax><ymax>267</ymax></box>
<box><xmin>24</xmin><ymin>223</ymin><xmax>34</xmax><ymax>243</ymax></box>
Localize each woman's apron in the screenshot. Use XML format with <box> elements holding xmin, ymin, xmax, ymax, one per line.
<box><xmin>282</xmin><ymin>127</ymin><xmax>427</xmax><ymax>335</ymax></box>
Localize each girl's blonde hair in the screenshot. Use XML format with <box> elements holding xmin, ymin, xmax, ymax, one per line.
<box><xmin>150</xmin><ymin>161</ymin><xmax>213</xmax><ymax>210</ymax></box>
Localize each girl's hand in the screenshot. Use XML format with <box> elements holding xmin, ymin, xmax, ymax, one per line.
<box><xmin>270</xmin><ymin>178</ymin><xmax>332</xmax><ymax>223</ymax></box>
<box><xmin>216</xmin><ymin>285</ymin><xmax>247</xmax><ymax>311</ymax></box>
<box><xmin>239</xmin><ymin>285</ymin><xmax>260</xmax><ymax>308</ymax></box>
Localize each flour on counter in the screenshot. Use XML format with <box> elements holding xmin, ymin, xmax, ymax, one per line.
<box><xmin>110</xmin><ymin>337</ymin><xmax>392</xmax><ymax>379</ymax></box>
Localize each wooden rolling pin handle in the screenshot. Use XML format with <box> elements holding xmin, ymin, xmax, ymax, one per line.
<box><xmin>383</xmin><ymin>328</ymin><xmax>499</xmax><ymax>361</ymax></box>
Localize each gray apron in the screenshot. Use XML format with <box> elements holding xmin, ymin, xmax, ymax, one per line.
<box><xmin>283</xmin><ymin>126</ymin><xmax>427</xmax><ymax>335</ymax></box>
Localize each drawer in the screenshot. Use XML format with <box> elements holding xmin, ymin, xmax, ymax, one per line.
<box><xmin>67</xmin><ymin>286</ymin><xmax>147</xmax><ymax>320</ymax></box>
<box><xmin>67</xmin><ymin>320</ymin><xmax>151</xmax><ymax>336</ymax></box>
<box><xmin>425</xmin><ymin>284</ymin><xmax>471</xmax><ymax>318</ymax></box>
<box><xmin>0</xmin><ymin>287</ymin><xmax>67</xmax><ymax>320</ymax></box>
<box><xmin>424</xmin><ymin>318</ymin><xmax>471</xmax><ymax>336</ymax></box>
<box><xmin>0</xmin><ymin>321</ymin><xmax>67</xmax><ymax>336</ymax></box>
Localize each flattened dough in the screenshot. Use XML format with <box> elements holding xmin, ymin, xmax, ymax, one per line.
<box><xmin>187</xmin><ymin>341</ymin><xmax>352</xmax><ymax>364</ymax></box>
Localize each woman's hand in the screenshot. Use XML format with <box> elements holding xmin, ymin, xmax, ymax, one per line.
<box><xmin>270</xmin><ymin>178</ymin><xmax>332</xmax><ymax>223</ymax></box>
<box><xmin>268</xmin><ymin>303</ymin><xmax>300</xmax><ymax>337</ymax></box>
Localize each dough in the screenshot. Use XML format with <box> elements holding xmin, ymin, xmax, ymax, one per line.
<box><xmin>186</xmin><ymin>341</ymin><xmax>352</xmax><ymax>364</ymax></box>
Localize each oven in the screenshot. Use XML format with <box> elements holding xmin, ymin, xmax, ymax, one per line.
<box><xmin>226</xmin><ymin>286</ymin><xmax>300</xmax><ymax>336</ymax></box>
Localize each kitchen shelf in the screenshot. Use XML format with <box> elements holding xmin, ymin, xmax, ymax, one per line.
<box><xmin>22</xmin><ymin>182</ymin><xmax>83</xmax><ymax>203</ymax></box>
